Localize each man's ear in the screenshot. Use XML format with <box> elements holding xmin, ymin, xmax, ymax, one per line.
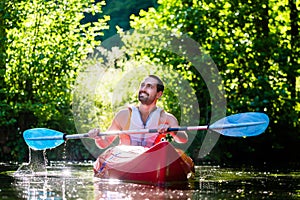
<box><xmin>156</xmin><ymin>91</ymin><xmax>163</xmax><ymax>99</ymax></box>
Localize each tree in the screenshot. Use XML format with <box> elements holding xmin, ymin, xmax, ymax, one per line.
<box><xmin>97</xmin><ymin>0</ymin><xmax>158</xmax><ymax>39</ymax></box>
<box><xmin>0</xmin><ymin>0</ymin><xmax>109</xmax><ymax>161</ymax></box>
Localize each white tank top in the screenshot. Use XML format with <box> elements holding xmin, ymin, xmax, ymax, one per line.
<box><xmin>129</xmin><ymin>106</ymin><xmax>162</xmax><ymax>147</ymax></box>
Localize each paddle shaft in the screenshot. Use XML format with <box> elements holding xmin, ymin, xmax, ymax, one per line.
<box><xmin>65</xmin><ymin>125</ymin><xmax>209</xmax><ymax>140</ymax></box>
<box><xmin>29</xmin><ymin>121</ymin><xmax>265</xmax><ymax>141</ymax></box>
<box><xmin>31</xmin><ymin>126</ymin><xmax>209</xmax><ymax>140</ymax></box>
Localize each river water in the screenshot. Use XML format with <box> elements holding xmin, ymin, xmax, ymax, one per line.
<box><xmin>0</xmin><ymin>161</ymin><xmax>299</xmax><ymax>199</ymax></box>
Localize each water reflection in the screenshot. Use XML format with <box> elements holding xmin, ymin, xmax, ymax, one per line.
<box><xmin>94</xmin><ymin>181</ymin><xmax>191</xmax><ymax>199</ymax></box>
<box><xmin>13</xmin><ymin>162</ymin><xmax>95</xmax><ymax>200</ymax></box>
<box><xmin>6</xmin><ymin>163</ymin><xmax>300</xmax><ymax>200</ymax></box>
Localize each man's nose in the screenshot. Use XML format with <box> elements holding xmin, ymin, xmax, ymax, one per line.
<box><xmin>140</xmin><ymin>85</ymin><xmax>146</xmax><ymax>90</ymax></box>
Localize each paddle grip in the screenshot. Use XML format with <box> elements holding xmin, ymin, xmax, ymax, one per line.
<box><xmin>167</xmin><ymin>127</ymin><xmax>187</xmax><ymax>132</ymax></box>
<box><xmin>63</xmin><ymin>134</ymin><xmax>67</xmax><ymax>141</ymax></box>
<box><xmin>148</xmin><ymin>127</ymin><xmax>187</xmax><ymax>133</ymax></box>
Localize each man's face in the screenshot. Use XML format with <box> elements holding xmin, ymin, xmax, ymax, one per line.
<box><xmin>138</xmin><ymin>77</ymin><xmax>162</xmax><ymax>105</ymax></box>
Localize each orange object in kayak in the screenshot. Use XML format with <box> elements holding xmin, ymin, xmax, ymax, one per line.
<box><xmin>93</xmin><ymin>141</ymin><xmax>194</xmax><ymax>185</ymax></box>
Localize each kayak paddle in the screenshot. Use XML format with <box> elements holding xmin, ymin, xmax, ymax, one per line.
<box><xmin>23</xmin><ymin>112</ymin><xmax>269</xmax><ymax>150</ymax></box>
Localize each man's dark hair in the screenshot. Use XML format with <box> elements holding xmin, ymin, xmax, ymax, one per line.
<box><xmin>148</xmin><ymin>75</ymin><xmax>164</xmax><ymax>92</ymax></box>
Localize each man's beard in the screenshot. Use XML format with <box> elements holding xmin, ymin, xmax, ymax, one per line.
<box><xmin>138</xmin><ymin>92</ymin><xmax>154</xmax><ymax>105</ymax></box>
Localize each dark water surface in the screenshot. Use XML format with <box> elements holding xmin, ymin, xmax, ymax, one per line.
<box><xmin>0</xmin><ymin>162</ymin><xmax>299</xmax><ymax>199</ymax></box>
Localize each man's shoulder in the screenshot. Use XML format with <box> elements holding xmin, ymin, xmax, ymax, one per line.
<box><xmin>113</xmin><ymin>107</ymin><xmax>132</xmax><ymax>129</ymax></box>
<box><xmin>160</xmin><ymin>109</ymin><xmax>176</xmax><ymax>120</ymax></box>
<box><xmin>159</xmin><ymin>108</ymin><xmax>171</xmax><ymax>116</ymax></box>
<box><xmin>115</xmin><ymin>106</ymin><xmax>132</xmax><ymax>117</ymax></box>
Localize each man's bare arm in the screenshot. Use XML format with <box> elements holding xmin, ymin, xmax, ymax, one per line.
<box><xmin>159</xmin><ymin>112</ymin><xmax>188</xmax><ymax>144</ymax></box>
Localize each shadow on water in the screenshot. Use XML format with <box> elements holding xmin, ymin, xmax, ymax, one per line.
<box><xmin>193</xmin><ymin>166</ymin><xmax>300</xmax><ymax>199</ymax></box>
<box><xmin>0</xmin><ymin>163</ymin><xmax>20</xmax><ymax>199</ymax></box>
<box><xmin>0</xmin><ymin>162</ymin><xmax>299</xmax><ymax>199</ymax></box>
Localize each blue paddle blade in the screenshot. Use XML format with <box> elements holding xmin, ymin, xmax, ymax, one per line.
<box><xmin>209</xmin><ymin>112</ymin><xmax>269</xmax><ymax>137</ymax></box>
<box><xmin>23</xmin><ymin>128</ymin><xmax>65</xmax><ymax>150</ymax></box>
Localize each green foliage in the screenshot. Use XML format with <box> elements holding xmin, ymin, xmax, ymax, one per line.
<box><xmin>1</xmin><ymin>0</ymin><xmax>299</xmax><ymax>167</ymax></box>
<box><xmin>0</xmin><ymin>0</ymin><xmax>109</xmax><ymax>161</ymax></box>
<box><xmin>96</xmin><ymin>0</ymin><xmax>158</xmax><ymax>39</ymax></box>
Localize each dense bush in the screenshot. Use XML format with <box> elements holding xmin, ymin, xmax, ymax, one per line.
<box><xmin>0</xmin><ymin>0</ymin><xmax>109</xmax><ymax>161</ymax></box>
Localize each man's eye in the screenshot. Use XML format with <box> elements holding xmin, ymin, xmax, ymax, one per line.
<box><xmin>147</xmin><ymin>84</ymin><xmax>153</xmax><ymax>88</ymax></box>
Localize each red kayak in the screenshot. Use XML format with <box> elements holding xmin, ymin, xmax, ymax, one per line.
<box><xmin>93</xmin><ymin>141</ymin><xmax>194</xmax><ymax>185</ymax></box>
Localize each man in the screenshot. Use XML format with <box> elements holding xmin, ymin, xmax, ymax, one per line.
<box><xmin>88</xmin><ymin>75</ymin><xmax>188</xmax><ymax>148</ymax></box>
